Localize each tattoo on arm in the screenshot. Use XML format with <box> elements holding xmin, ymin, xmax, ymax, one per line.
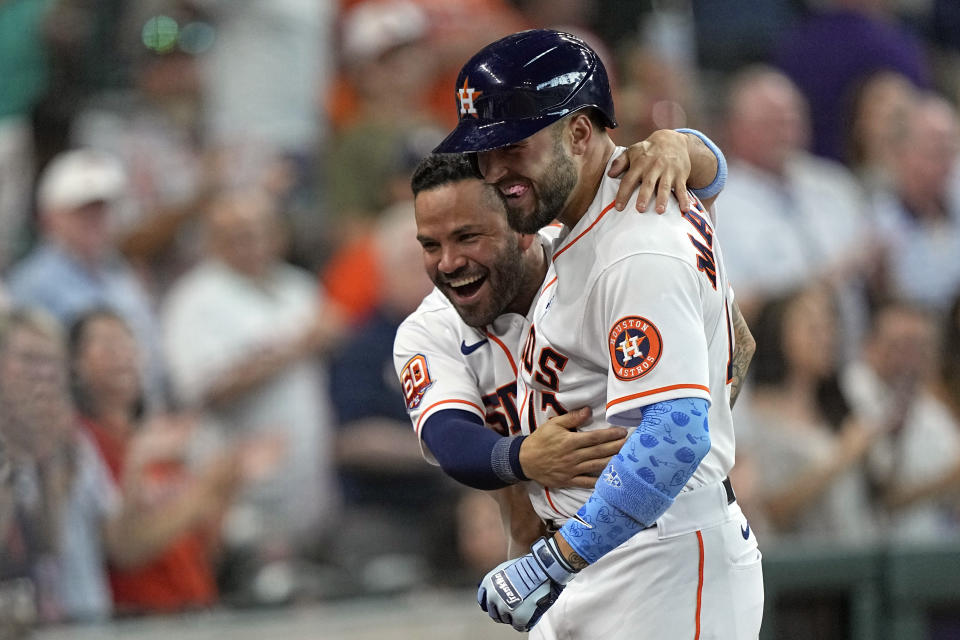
<box><xmin>566</xmin><ymin>550</ymin><xmax>589</xmax><ymax>571</ymax></box>
<box><xmin>729</xmin><ymin>301</ymin><xmax>755</xmax><ymax>408</ymax></box>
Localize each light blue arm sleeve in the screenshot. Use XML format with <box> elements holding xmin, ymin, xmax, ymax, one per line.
<box><xmin>558</xmin><ymin>397</ymin><xmax>711</xmax><ymax>564</ymax></box>
<box><xmin>675</xmin><ymin>128</ymin><xmax>727</xmax><ymax>201</ymax></box>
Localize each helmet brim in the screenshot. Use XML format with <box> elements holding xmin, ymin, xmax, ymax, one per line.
<box><xmin>433</xmin><ymin>115</ymin><xmax>558</xmax><ymax>154</ymax></box>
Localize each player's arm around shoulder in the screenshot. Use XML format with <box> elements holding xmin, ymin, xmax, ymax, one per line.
<box><xmin>609</xmin><ymin>128</ymin><xmax>726</xmax><ymax>215</ymax></box>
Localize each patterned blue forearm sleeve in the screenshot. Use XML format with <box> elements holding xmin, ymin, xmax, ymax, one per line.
<box><xmin>675</xmin><ymin>129</ymin><xmax>727</xmax><ymax>201</ymax></box>
<box><xmin>559</xmin><ymin>397</ymin><xmax>711</xmax><ymax>564</ymax></box>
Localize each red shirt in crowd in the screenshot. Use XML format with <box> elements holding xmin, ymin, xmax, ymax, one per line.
<box><xmin>80</xmin><ymin>417</ymin><xmax>216</xmax><ymax>614</ymax></box>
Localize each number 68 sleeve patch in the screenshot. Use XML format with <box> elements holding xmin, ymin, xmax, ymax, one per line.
<box><xmin>609</xmin><ymin>316</ymin><xmax>662</xmax><ymax>381</ymax></box>
<box><xmin>401</xmin><ymin>354</ymin><xmax>434</xmax><ymax>410</ymax></box>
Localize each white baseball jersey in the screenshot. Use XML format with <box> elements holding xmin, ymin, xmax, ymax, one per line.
<box><xmin>393</xmin><ymin>228</ymin><xmax>560</xmax><ymax>457</ymax></box>
<box><xmin>394</xmin><ymin>288</ymin><xmax>526</xmax><ymax>458</ymax></box>
<box><xmin>517</xmin><ymin>147</ymin><xmax>738</xmax><ymax>526</ymax></box>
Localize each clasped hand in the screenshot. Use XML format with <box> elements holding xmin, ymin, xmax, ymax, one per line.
<box><xmin>477</xmin><ymin>536</ymin><xmax>576</xmax><ymax>631</ymax></box>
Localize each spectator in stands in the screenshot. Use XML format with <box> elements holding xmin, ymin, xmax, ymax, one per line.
<box><xmin>841</xmin><ymin>302</ymin><xmax>960</xmax><ymax>541</ymax></box>
<box><xmin>613</xmin><ymin>44</ymin><xmax>702</xmax><ymax>145</ymax></box>
<box><xmin>0</xmin><ymin>308</ymin><xmax>207</xmax><ymax>622</ymax></box>
<box><xmin>197</xmin><ymin>0</ymin><xmax>331</xmax><ymax>177</ymax></box>
<box><xmin>5</xmin><ymin>149</ymin><xmax>166</xmax><ymax>409</ymax></box>
<box><xmin>69</xmin><ymin>309</ymin><xmax>278</xmax><ymax>614</ymax></box>
<box><xmin>326</xmin><ymin>0</ymin><xmax>525</xmax><ymax>135</ymax></box>
<box><xmin>718</xmin><ymin>67</ymin><xmax>872</xmax><ymax>354</ymax></box>
<box><xmin>844</xmin><ymin>71</ymin><xmax>918</xmax><ymax>197</ymax></box>
<box><xmin>321</xmin><ymin>126</ymin><xmax>442</xmax><ymax>324</ymax></box>
<box><xmin>0</xmin><ymin>309</ymin><xmax>74</xmax><ymax>625</ymax></box>
<box><xmin>325</xmin><ymin>0</ymin><xmax>438</xmax><ymax>228</ymax></box>
<box><xmin>162</xmin><ymin>187</ymin><xmax>344</xmax><ymax>602</ymax></box>
<box><xmin>329</xmin><ymin>203</ymin><xmax>454</xmax><ymax>591</ymax></box>
<box><xmin>71</xmin><ymin>1</ymin><xmax>215</xmax><ymax>295</ymax></box>
<box><xmin>873</xmin><ymin>94</ymin><xmax>960</xmax><ymax>314</ymax></box>
<box><xmin>739</xmin><ymin>286</ymin><xmax>882</xmax><ymax>544</ymax></box>
<box><xmin>191</xmin><ymin>0</ymin><xmax>333</xmax><ymax>269</ymax></box>
<box><xmin>773</xmin><ymin>0</ymin><xmax>930</xmax><ymax>161</ymax></box>
<box><xmin>883</xmin><ymin>293</ymin><xmax>960</xmax><ymax>534</ymax></box>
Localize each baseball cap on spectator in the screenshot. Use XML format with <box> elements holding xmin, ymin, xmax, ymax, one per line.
<box><xmin>37</xmin><ymin>149</ymin><xmax>127</xmax><ymax>212</ymax></box>
<box><xmin>341</xmin><ymin>0</ymin><xmax>429</xmax><ymax>63</ymax></box>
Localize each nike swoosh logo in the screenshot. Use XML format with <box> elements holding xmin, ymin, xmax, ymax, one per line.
<box><xmin>571</xmin><ymin>514</ymin><xmax>593</xmax><ymax>529</ymax></box>
<box><xmin>460</xmin><ymin>339</ymin><xmax>488</xmax><ymax>355</ymax></box>
<box><xmin>741</xmin><ymin>523</ymin><xmax>750</xmax><ymax>540</ymax></box>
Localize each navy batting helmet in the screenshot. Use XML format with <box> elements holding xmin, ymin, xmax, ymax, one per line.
<box><xmin>433</xmin><ymin>29</ymin><xmax>617</xmax><ymax>154</ymax></box>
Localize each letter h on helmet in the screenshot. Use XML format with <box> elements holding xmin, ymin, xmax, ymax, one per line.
<box><xmin>434</xmin><ymin>29</ymin><xmax>618</xmax><ymax>155</ymax></box>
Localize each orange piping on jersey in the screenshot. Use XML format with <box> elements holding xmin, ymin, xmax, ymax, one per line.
<box><xmin>544</xmin><ymin>488</ymin><xmax>561</xmax><ymax>516</ymax></box>
<box><xmin>605</xmin><ymin>384</ymin><xmax>711</xmax><ymax>411</ymax></box>
<box><xmin>542</xmin><ymin>276</ymin><xmax>557</xmax><ymax>293</ymax></box>
<box><xmin>519</xmin><ymin>386</ymin><xmax>531</xmax><ymax>419</ymax></box>
<box><xmin>414</xmin><ymin>399</ymin><xmax>484</xmax><ymax>435</ymax></box>
<box><xmin>695</xmin><ymin>530</ymin><xmax>705</xmax><ymax>640</ymax></box>
<box><xmin>553</xmin><ymin>200</ymin><xmax>617</xmax><ymax>261</ymax></box>
<box><xmin>486</xmin><ymin>331</ymin><xmax>518</xmax><ymax>377</ymax></box>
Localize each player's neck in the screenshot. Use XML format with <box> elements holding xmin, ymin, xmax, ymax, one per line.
<box><xmin>504</xmin><ymin>238</ymin><xmax>549</xmax><ymax>317</ymax></box>
<box><xmin>559</xmin><ymin>137</ymin><xmax>616</xmax><ymax>228</ymax></box>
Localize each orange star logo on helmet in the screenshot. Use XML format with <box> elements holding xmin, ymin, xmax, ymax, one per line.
<box><xmin>458</xmin><ymin>78</ymin><xmax>482</xmax><ymax>118</ymax></box>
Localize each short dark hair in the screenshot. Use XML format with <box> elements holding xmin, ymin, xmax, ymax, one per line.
<box><xmin>585</xmin><ymin>107</ymin><xmax>608</xmax><ymax>132</ymax></box>
<box><xmin>410</xmin><ymin>154</ymin><xmax>480</xmax><ymax>196</ymax></box>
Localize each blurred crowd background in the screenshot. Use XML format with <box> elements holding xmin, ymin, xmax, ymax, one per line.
<box><xmin>2</xmin><ymin>0</ymin><xmax>960</xmax><ymax>635</ymax></box>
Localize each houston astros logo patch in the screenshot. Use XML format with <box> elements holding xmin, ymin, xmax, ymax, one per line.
<box><xmin>458</xmin><ymin>78</ymin><xmax>481</xmax><ymax>118</ymax></box>
<box><xmin>608</xmin><ymin>316</ymin><xmax>662</xmax><ymax>381</ymax></box>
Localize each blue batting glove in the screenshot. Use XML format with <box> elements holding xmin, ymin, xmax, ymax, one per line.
<box><xmin>477</xmin><ymin>536</ymin><xmax>577</xmax><ymax>631</ymax></box>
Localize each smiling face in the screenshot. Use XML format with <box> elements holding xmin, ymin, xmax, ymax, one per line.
<box><xmin>208</xmin><ymin>190</ymin><xmax>284</xmax><ymax>280</ymax></box>
<box><xmin>0</xmin><ymin>323</ymin><xmax>72</xmax><ymax>460</ymax></box>
<box><xmin>476</xmin><ymin>122</ymin><xmax>578</xmax><ymax>234</ymax></box>
<box><xmin>46</xmin><ymin>200</ymin><xmax>113</xmax><ymax>264</ymax></box>
<box><xmin>897</xmin><ymin>96</ymin><xmax>960</xmax><ymax>201</ymax></box>
<box><xmin>73</xmin><ymin>313</ymin><xmax>142</xmax><ymax>415</ymax></box>
<box><xmin>865</xmin><ymin>306</ymin><xmax>936</xmax><ymax>387</ymax></box>
<box><xmin>727</xmin><ymin>70</ymin><xmax>809</xmax><ymax>175</ymax></box>
<box><xmin>415</xmin><ymin>179</ymin><xmax>532</xmax><ymax>327</ymax></box>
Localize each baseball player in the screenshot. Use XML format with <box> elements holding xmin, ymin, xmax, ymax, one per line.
<box><xmin>434</xmin><ymin>30</ymin><xmax>764</xmax><ymax>638</ymax></box>
<box><xmin>395</xmin><ymin>129</ymin><xmax>732</xmax><ymax>551</ymax></box>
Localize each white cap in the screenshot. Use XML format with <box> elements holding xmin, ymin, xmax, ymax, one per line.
<box><xmin>342</xmin><ymin>0</ymin><xmax>429</xmax><ymax>63</ymax></box>
<box><xmin>37</xmin><ymin>149</ymin><xmax>127</xmax><ymax>212</ymax></box>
